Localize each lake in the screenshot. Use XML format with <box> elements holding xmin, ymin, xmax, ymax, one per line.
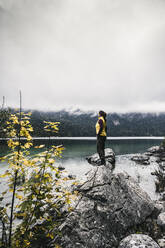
<box><xmin>0</xmin><ymin>137</ymin><xmax>163</xmax><ymax>200</ymax></box>
<box><xmin>0</xmin><ymin>137</ymin><xmax>162</xmax><ymax>156</ymax></box>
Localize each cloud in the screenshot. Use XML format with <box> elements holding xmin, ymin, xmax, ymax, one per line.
<box><xmin>0</xmin><ymin>0</ymin><xmax>165</xmax><ymax>112</ymax></box>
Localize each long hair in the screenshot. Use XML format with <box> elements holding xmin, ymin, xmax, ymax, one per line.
<box><xmin>99</xmin><ymin>110</ymin><xmax>107</xmax><ymax>121</ymax></box>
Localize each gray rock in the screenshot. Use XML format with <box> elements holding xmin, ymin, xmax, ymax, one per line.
<box><xmin>158</xmin><ymin>238</ymin><xmax>165</xmax><ymax>248</ymax></box>
<box><xmin>58</xmin><ymin>165</ymin><xmax>154</xmax><ymax>248</ymax></box>
<box><xmin>68</xmin><ymin>174</ymin><xmax>76</xmax><ymax>179</ymax></box>
<box><xmin>118</xmin><ymin>234</ymin><xmax>160</xmax><ymax>248</ymax></box>
<box><xmin>154</xmin><ymin>201</ymin><xmax>165</xmax><ymax>217</ymax></box>
<box><xmin>131</xmin><ymin>154</ymin><xmax>150</xmax><ymax>165</ymax></box>
<box><xmin>159</xmin><ymin>162</ymin><xmax>165</xmax><ymax>171</ymax></box>
<box><xmin>144</xmin><ymin>151</ymin><xmax>153</xmax><ymax>156</ymax></box>
<box><xmin>58</xmin><ymin>165</ymin><xmax>65</xmax><ymax>171</ymax></box>
<box><xmin>160</xmin><ymin>192</ymin><xmax>165</xmax><ymax>201</ymax></box>
<box><xmin>148</xmin><ymin>146</ymin><xmax>161</xmax><ymax>154</ymax></box>
<box><xmin>153</xmin><ymin>170</ymin><xmax>165</xmax><ymax>193</ymax></box>
<box><xmin>157</xmin><ymin>212</ymin><xmax>165</xmax><ymax>229</ymax></box>
<box><xmin>86</xmin><ymin>148</ymin><xmax>115</xmax><ymax>166</ymax></box>
<box><xmin>147</xmin><ymin>146</ymin><xmax>165</xmax><ymax>159</ymax></box>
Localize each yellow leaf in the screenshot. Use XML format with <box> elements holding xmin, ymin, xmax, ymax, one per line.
<box><xmin>23</xmin><ymin>159</ymin><xmax>29</xmax><ymax>166</ymax></box>
<box><xmin>35</xmin><ymin>189</ymin><xmax>39</xmax><ymax>194</ymax></box>
<box><xmin>34</xmin><ymin>145</ymin><xmax>45</xmax><ymax>148</ymax></box>
<box><xmin>24</xmin><ymin>240</ymin><xmax>30</xmax><ymax>246</ymax></box>
<box><xmin>55</xmin><ymin>181</ymin><xmax>60</xmax><ymax>186</ymax></box>
<box><xmin>48</xmin><ymin>158</ymin><xmax>54</xmax><ymax>164</ymax></box>
<box><xmin>63</xmin><ymin>177</ymin><xmax>68</xmax><ymax>181</ymax></box>
<box><xmin>47</xmin><ymin>233</ymin><xmax>54</xmax><ymax>239</ymax></box>
<box><xmin>24</xmin><ymin>143</ymin><xmax>31</xmax><ymax>149</ymax></box>
<box><xmin>70</xmin><ymin>194</ymin><xmax>77</xmax><ymax>201</ymax></box>
<box><xmin>28</xmin><ymin>127</ymin><xmax>33</xmax><ymax>131</ymax></box>
<box><xmin>27</xmin><ymin>135</ymin><xmax>32</xmax><ymax>141</ymax></box>
<box><xmin>2</xmin><ymin>190</ymin><xmax>7</xmax><ymax>196</ymax></box>
<box><xmin>74</xmin><ymin>190</ymin><xmax>79</xmax><ymax>195</ymax></box>
<box><xmin>65</xmin><ymin>198</ymin><xmax>71</xmax><ymax>204</ymax></box>
<box><xmin>68</xmin><ymin>207</ymin><xmax>74</xmax><ymax>212</ymax></box>
<box><xmin>0</xmin><ymin>172</ymin><xmax>9</xmax><ymax>178</ymax></box>
<box><xmin>55</xmin><ymin>245</ymin><xmax>61</xmax><ymax>248</ymax></box>
<box><xmin>16</xmin><ymin>194</ymin><xmax>23</xmax><ymax>200</ymax></box>
<box><xmin>72</xmin><ymin>182</ymin><xmax>79</xmax><ymax>186</ymax></box>
<box><xmin>32</xmin><ymin>158</ymin><xmax>39</xmax><ymax>163</ymax></box>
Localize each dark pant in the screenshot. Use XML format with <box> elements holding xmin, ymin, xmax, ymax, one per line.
<box><xmin>97</xmin><ymin>136</ymin><xmax>106</xmax><ymax>164</ymax></box>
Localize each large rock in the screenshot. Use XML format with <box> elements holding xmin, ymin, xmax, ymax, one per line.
<box><xmin>147</xmin><ymin>146</ymin><xmax>165</xmax><ymax>158</ymax></box>
<box><xmin>57</xmin><ymin>164</ymin><xmax>155</xmax><ymax>248</ymax></box>
<box><xmin>131</xmin><ymin>154</ymin><xmax>150</xmax><ymax>165</ymax></box>
<box><xmin>157</xmin><ymin>212</ymin><xmax>165</xmax><ymax>229</ymax></box>
<box><xmin>86</xmin><ymin>148</ymin><xmax>115</xmax><ymax>166</ymax></box>
<box><xmin>118</xmin><ymin>234</ymin><xmax>160</xmax><ymax>248</ymax></box>
<box><xmin>154</xmin><ymin>201</ymin><xmax>165</xmax><ymax>217</ymax></box>
<box><xmin>148</xmin><ymin>146</ymin><xmax>162</xmax><ymax>154</ymax></box>
<box><xmin>157</xmin><ymin>238</ymin><xmax>165</xmax><ymax>248</ymax></box>
<box><xmin>159</xmin><ymin>162</ymin><xmax>165</xmax><ymax>171</ymax></box>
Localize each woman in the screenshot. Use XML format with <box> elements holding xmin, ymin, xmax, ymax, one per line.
<box><xmin>95</xmin><ymin>110</ymin><xmax>107</xmax><ymax>165</ymax></box>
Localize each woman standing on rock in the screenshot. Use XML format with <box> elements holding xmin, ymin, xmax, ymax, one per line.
<box><xmin>96</xmin><ymin>110</ymin><xmax>107</xmax><ymax>165</ymax></box>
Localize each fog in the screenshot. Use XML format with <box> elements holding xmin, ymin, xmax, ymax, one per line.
<box><xmin>0</xmin><ymin>0</ymin><xmax>165</xmax><ymax>112</ymax></box>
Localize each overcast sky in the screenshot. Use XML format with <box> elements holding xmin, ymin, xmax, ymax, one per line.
<box><xmin>0</xmin><ymin>0</ymin><xmax>165</xmax><ymax>113</ymax></box>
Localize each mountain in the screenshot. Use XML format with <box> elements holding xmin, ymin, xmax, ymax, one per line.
<box><xmin>27</xmin><ymin>110</ymin><xmax>165</xmax><ymax>137</ymax></box>
<box><xmin>1</xmin><ymin>109</ymin><xmax>165</xmax><ymax>137</ymax></box>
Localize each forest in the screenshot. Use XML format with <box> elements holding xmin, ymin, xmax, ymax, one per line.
<box><xmin>0</xmin><ymin>109</ymin><xmax>165</xmax><ymax>138</ymax></box>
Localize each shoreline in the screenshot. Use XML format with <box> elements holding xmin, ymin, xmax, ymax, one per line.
<box><xmin>0</xmin><ymin>136</ymin><xmax>164</xmax><ymax>141</ymax></box>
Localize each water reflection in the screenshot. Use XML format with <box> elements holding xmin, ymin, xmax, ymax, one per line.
<box><xmin>0</xmin><ymin>138</ymin><xmax>161</xmax><ymax>157</ymax></box>
<box><xmin>0</xmin><ymin>138</ymin><xmax>161</xmax><ymax>200</ymax></box>
<box><xmin>114</xmin><ymin>155</ymin><xmax>159</xmax><ymax>200</ymax></box>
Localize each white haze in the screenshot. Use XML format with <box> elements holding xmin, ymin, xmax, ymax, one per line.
<box><xmin>0</xmin><ymin>0</ymin><xmax>165</xmax><ymax>113</ymax></box>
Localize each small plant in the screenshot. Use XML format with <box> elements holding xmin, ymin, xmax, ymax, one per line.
<box><xmin>0</xmin><ymin>108</ymin><xmax>78</xmax><ymax>247</ymax></box>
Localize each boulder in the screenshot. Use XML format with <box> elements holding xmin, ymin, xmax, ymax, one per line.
<box><xmin>56</xmin><ymin>164</ymin><xmax>155</xmax><ymax>248</ymax></box>
<box><xmin>147</xmin><ymin>146</ymin><xmax>165</xmax><ymax>158</ymax></box>
<box><xmin>160</xmin><ymin>192</ymin><xmax>165</xmax><ymax>201</ymax></box>
<box><xmin>147</xmin><ymin>146</ymin><xmax>160</xmax><ymax>155</ymax></box>
<box><xmin>86</xmin><ymin>148</ymin><xmax>115</xmax><ymax>166</ymax></box>
<box><xmin>158</xmin><ymin>238</ymin><xmax>165</xmax><ymax>248</ymax></box>
<box><xmin>148</xmin><ymin>145</ymin><xmax>165</xmax><ymax>197</ymax></box>
<box><xmin>118</xmin><ymin>234</ymin><xmax>160</xmax><ymax>248</ymax></box>
<box><xmin>131</xmin><ymin>154</ymin><xmax>150</xmax><ymax>165</ymax></box>
<box><xmin>153</xmin><ymin>170</ymin><xmax>165</xmax><ymax>193</ymax></box>
<box><xmin>159</xmin><ymin>162</ymin><xmax>165</xmax><ymax>171</ymax></box>
<box><xmin>153</xmin><ymin>201</ymin><xmax>165</xmax><ymax>217</ymax></box>
<box><xmin>157</xmin><ymin>212</ymin><xmax>165</xmax><ymax>230</ymax></box>
<box><xmin>58</xmin><ymin>165</ymin><xmax>65</xmax><ymax>171</ymax></box>
<box><xmin>68</xmin><ymin>174</ymin><xmax>76</xmax><ymax>180</ymax></box>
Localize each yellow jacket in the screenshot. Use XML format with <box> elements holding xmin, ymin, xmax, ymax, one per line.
<box><xmin>96</xmin><ymin>116</ymin><xmax>106</xmax><ymax>136</ymax></box>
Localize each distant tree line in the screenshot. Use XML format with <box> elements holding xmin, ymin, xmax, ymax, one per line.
<box><xmin>0</xmin><ymin>109</ymin><xmax>165</xmax><ymax>138</ymax></box>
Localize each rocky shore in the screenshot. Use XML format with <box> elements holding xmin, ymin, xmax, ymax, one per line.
<box><xmin>51</xmin><ymin>146</ymin><xmax>165</xmax><ymax>248</ymax></box>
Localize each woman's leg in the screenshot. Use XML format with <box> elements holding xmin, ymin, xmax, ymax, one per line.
<box><xmin>97</xmin><ymin>136</ymin><xmax>106</xmax><ymax>165</ymax></box>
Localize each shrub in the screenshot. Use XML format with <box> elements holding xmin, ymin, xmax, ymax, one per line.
<box><xmin>0</xmin><ymin>111</ymin><xmax>78</xmax><ymax>248</ymax></box>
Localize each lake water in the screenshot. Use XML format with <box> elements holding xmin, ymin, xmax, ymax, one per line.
<box><xmin>0</xmin><ymin>137</ymin><xmax>163</xmax><ymax>200</ymax></box>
